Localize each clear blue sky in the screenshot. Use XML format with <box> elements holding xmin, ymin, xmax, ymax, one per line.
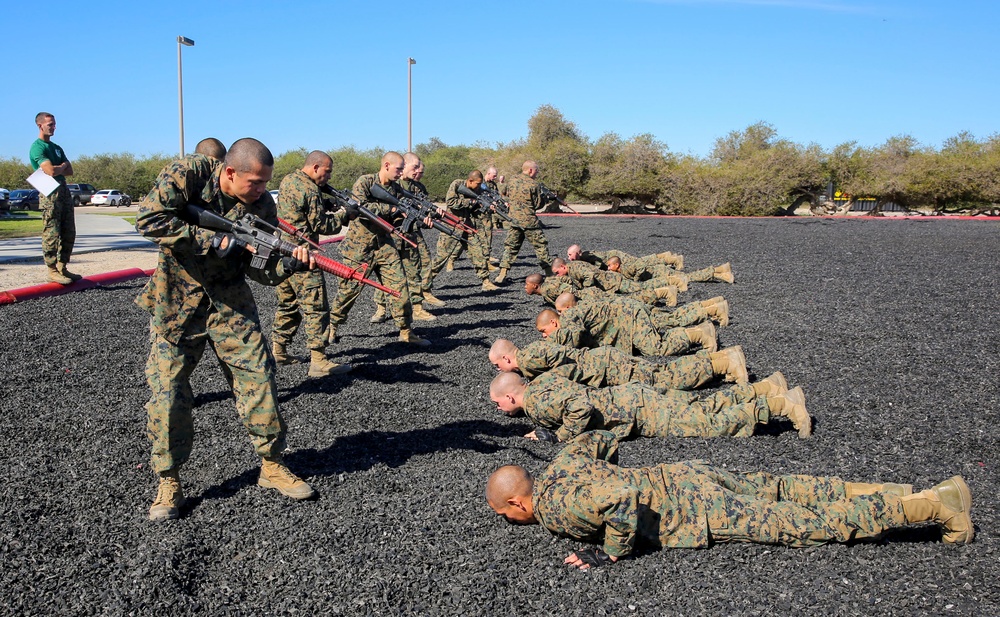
<box><xmin>2</xmin><ymin>0</ymin><xmax>996</xmax><ymax>162</ymax></box>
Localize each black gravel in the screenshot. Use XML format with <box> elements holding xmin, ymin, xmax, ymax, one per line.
<box><xmin>1</xmin><ymin>215</ymin><xmax>998</xmax><ymax>616</ymax></box>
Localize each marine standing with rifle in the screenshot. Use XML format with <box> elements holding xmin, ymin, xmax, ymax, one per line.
<box><xmin>136</xmin><ymin>139</ymin><xmax>318</xmax><ymax>521</ymax></box>
<box><xmin>495</xmin><ymin>160</ymin><xmax>554</xmax><ymax>283</ymax></box>
<box><xmin>270</xmin><ymin>151</ymin><xmax>355</xmax><ymax>377</ymax></box>
<box><xmin>428</xmin><ymin>170</ymin><xmax>497</xmax><ymax>291</ymax></box>
<box><xmin>328</xmin><ymin>151</ymin><xmax>431</xmax><ymax>347</ymax></box>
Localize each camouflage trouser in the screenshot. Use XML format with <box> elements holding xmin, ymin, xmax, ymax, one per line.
<box><xmin>331</xmin><ymin>234</ymin><xmax>411</xmax><ymax>329</ymax></box>
<box><xmin>633</xmin><ymin>350</ymin><xmax>715</xmax><ymax>391</ymax></box>
<box><xmin>636</xmin><ymin>386</ymin><xmax>768</xmax><ymax>438</ymax></box>
<box><xmin>272</xmin><ymin>269</ymin><xmax>329</xmax><ymax>351</ymax></box>
<box><xmin>144</xmin><ymin>315</ymin><xmax>286</xmax><ymax>473</ymax></box>
<box><xmin>686</xmin><ymin>265</ymin><xmax>718</xmax><ymax>282</ymax></box>
<box><xmin>628</xmin><ymin>319</ymin><xmax>695</xmax><ymax>357</ymax></box>
<box><xmin>376</xmin><ymin>230</ymin><xmax>429</xmax><ymax>309</ymax></box>
<box><xmin>691</xmin><ymin>464</ymin><xmax>907</xmax><ymax>546</ymax></box>
<box><xmin>40</xmin><ymin>183</ymin><xmax>76</xmax><ymax>267</ymax></box>
<box><xmin>430</xmin><ymin>217</ymin><xmax>490</xmax><ymax>282</ymax></box>
<box><xmin>650</xmin><ymin>302</ymin><xmax>708</xmax><ymax>330</ymax></box>
<box><xmin>499</xmin><ymin>225</ymin><xmax>552</xmax><ymax>270</ymax></box>
<box><xmin>475</xmin><ymin>212</ymin><xmax>495</xmax><ymax>261</ymax></box>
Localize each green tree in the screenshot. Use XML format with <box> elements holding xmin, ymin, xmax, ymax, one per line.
<box><xmin>329</xmin><ymin>147</ymin><xmax>383</xmax><ymax>190</ymax></box>
<box><xmin>586</xmin><ymin>133</ymin><xmax>670</xmax><ymax>209</ymax></box>
<box><xmin>0</xmin><ymin>157</ymin><xmax>33</xmax><ymax>190</ymax></box>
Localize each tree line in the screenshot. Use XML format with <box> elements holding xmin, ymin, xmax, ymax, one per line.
<box><xmin>3</xmin><ymin>105</ymin><xmax>998</xmax><ymax>216</ymax></box>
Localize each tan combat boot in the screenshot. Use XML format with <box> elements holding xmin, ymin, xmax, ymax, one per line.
<box><xmin>149</xmin><ymin>469</ymin><xmax>185</xmax><ymax>521</ymax></box>
<box><xmin>845</xmin><ymin>482</ymin><xmax>913</xmax><ymax>499</ymax></box>
<box><xmin>654</xmin><ymin>285</ymin><xmax>677</xmax><ymax>307</ymax></box>
<box><xmin>272</xmin><ymin>340</ymin><xmax>298</xmax><ymax>365</ymax></box>
<box><xmin>685</xmin><ymin>321</ymin><xmax>717</xmax><ymax>353</ymax></box>
<box><xmin>412</xmin><ymin>304</ymin><xmax>437</xmax><ymax>321</ymax></box>
<box><xmin>705</xmin><ymin>298</ymin><xmax>730</xmax><ymax>327</ymax></box>
<box><xmin>370</xmin><ymin>305</ymin><xmax>387</xmax><ymax>323</ymax></box>
<box><xmin>327</xmin><ymin>325</ymin><xmax>339</xmax><ymax>345</ymax></box>
<box><xmin>494</xmin><ymin>268</ymin><xmax>509</xmax><ymax>284</ymax></box>
<box><xmin>47</xmin><ymin>265</ymin><xmax>73</xmax><ymax>285</ymax></box>
<box><xmin>665</xmin><ymin>274</ymin><xmax>688</xmax><ymax>292</ymax></box>
<box><xmin>258</xmin><ymin>457</ymin><xmax>316</xmax><ymax>500</ymax></box>
<box><xmin>423</xmin><ymin>292</ymin><xmax>446</xmax><ymax>307</ymax></box>
<box><xmin>481</xmin><ymin>278</ymin><xmax>499</xmax><ymax>291</ymax></box>
<box><xmin>714</xmin><ymin>262</ymin><xmax>735</xmax><ymax>284</ymax></box>
<box><xmin>900</xmin><ymin>476</ymin><xmax>973</xmax><ymax>544</ymax></box>
<box><xmin>57</xmin><ymin>262</ymin><xmax>83</xmax><ymax>281</ymax></box>
<box><xmin>308</xmin><ymin>350</ymin><xmax>352</xmax><ymax>377</ymax></box>
<box><xmin>753</xmin><ymin>371</ymin><xmax>788</xmax><ymax>397</ymax></box>
<box><xmin>766</xmin><ymin>386</ymin><xmax>812</xmax><ymax>438</ymax></box>
<box><xmin>399</xmin><ymin>328</ymin><xmax>432</xmax><ymax>347</ymax></box>
<box><xmin>710</xmin><ymin>346</ymin><xmax>748</xmax><ymax>385</ymax></box>
<box><xmin>658</xmin><ymin>251</ymin><xmax>683</xmax><ymax>270</ymax></box>
<box><xmin>446</xmin><ymin>258</ymin><xmax>455</xmax><ymax>272</ymax></box>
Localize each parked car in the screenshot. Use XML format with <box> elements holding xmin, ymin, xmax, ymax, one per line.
<box><xmin>269</xmin><ymin>189</ymin><xmax>280</xmax><ymax>204</ymax></box>
<box><xmin>91</xmin><ymin>189</ymin><xmax>130</xmax><ymax>207</ymax></box>
<box><xmin>0</xmin><ymin>188</ymin><xmax>9</xmax><ymax>213</ymax></box>
<box><xmin>8</xmin><ymin>189</ymin><xmax>40</xmax><ymax>210</ymax></box>
<box><xmin>67</xmin><ymin>183</ymin><xmax>97</xmax><ymax>206</ymax></box>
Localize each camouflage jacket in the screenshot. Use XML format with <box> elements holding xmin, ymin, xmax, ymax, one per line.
<box><xmin>277</xmin><ymin>169</ymin><xmax>346</xmax><ymax>244</ymax></box>
<box><xmin>500</xmin><ymin>172</ymin><xmax>542</xmax><ymax>229</ymax></box>
<box><xmin>522</xmin><ymin>372</ymin><xmax>661</xmax><ymax>441</ymax></box>
<box><xmin>445</xmin><ymin>179</ymin><xmax>479</xmax><ymax>219</ymax></box>
<box><xmin>135</xmin><ymin>154</ymin><xmax>291</xmax><ymax>345</ymax></box>
<box><xmin>350</xmin><ymin>173</ymin><xmax>406</xmax><ymax>246</ymax></box>
<box><xmin>533</xmin><ymin>431</ymin><xmax>712</xmax><ymax>557</ymax></box>
<box><xmin>539</xmin><ymin>276</ymin><xmax>606</xmax><ymax>306</ymax></box>
<box><xmin>517</xmin><ymin>340</ymin><xmax>643</xmax><ymax>388</ymax></box>
<box><xmin>565</xmin><ymin>260</ymin><xmax>636</xmax><ymax>293</ymax></box>
<box><xmin>553</xmin><ymin>297</ymin><xmax>649</xmax><ymax>352</ymax></box>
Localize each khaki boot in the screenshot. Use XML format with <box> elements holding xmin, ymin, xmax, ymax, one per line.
<box><xmin>494</xmin><ymin>267</ymin><xmax>508</xmax><ymax>284</ymax></box>
<box><xmin>714</xmin><ymin>262</ymin><xmax>735</xmax><ymax>284</ymax></box>
<box><xmin>900</xmin><ymin>477</ymin><xmax>973</xmax><ymax>544</ymax></box>
<box><xmin>308</xmin><ymin>350</ymin><xmax>352</xmax><ymax>377</ymax></box>
<box><xmin>258</xmin><ymin>457</ymin><xmax>316</xmax><ymax>500</ymax></box>
<box><xmin>703</xmin><ymin>296</ymin><xmax>726</xmax><ymax>305</ymax></box>
<box><xmin>370</xmin><ymin>305</ymin><xmax>387</xmax><ymax>323</ymax></box>
<box><xmin>488</xmin><ymin>263</ymin><xmax>499</xmax><ymax>273</ymax></box>
<box><xmin>706</xmin><ymin>299</ymin><xmax>730</xmax><ymax>327</ymax></box>
<box><xmin>399</xmin><ymin>328</ymin><xmax>432</xmax><ymax>347</ymax></box>
<box><xmin>753</xmin><ymin>371</ymin><xmax>788</xmax><ymax>397</ymax></box>
<box><xmin>47</xmin><ymin>265</ymin><xmax>73</xmax><ymax>285</ymax></box>
<box><xmin>767</xmin><ymin>386</ymin><xmax>812</xmax><ymax>438</ymax></box>
<box><xmin>446</xmin><ymin>258</ymin><xmax>455</xmax><ymax>272</ymax></box>
<box><xmin>710</xmin><ymin>346</ymin><xmax>748</xmax><ymax>385</ymax></box>
<box><xmin>149</xmin><ymin>469</ymin><xmax>185</xmax><ymax>521</ymax></box>
<box><xmin>57</xmin><ymin>262</ymin><xmax>83</xmax><ymax>281</ymax></box>
<box><xmin>654</xmin><ymin>285</ymin><xmax>677</xmax><ymax>307</ymax></box>
<box><xmin>412</xmin><ymin>304</ymin><xmax>437</xmax><ymax>321</ymax></box>
<box><xmin>481</xmin><ymin>278</ymin><xmax>499</xmax><ymax>291</ymax></box>
<box><xmin>327</xmin><ymin>325</ymin><xmax>339</xmax><ymax>345</ymax></box>
<box><xmin>845</xmin><ymin>482</ymin><xmax>913</xmax><ymax>499</ymax></box>
<box><xmin>685</xmin><ymin>321</ymin><xmax>717</xmax><ymax>352</ymax></box>
<box><xmin>658</xmin><ymin>251</ymin><xmax>683</xmax><ymax>270</ymax></box>
<box><xmin>272</xmin><ymin>340</ymin><xmax>298</xmax><ymax>365</ymax></box>
<box><xmin>423</xmin><ymin>293</ymin><xmax>446</xmax><ymax>307</ymax></box>
<box><xmin>666</xmin><ymin>274</ymin><xmax>688</xmax><ymax>292</ymax></box>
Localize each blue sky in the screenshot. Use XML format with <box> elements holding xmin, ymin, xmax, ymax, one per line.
<box><xmin>2</xmin><ymin>0</ymin><xmax>996</xmax><ymax>162</ymax></box>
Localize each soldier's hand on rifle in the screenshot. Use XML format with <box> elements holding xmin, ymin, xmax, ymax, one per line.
<box><xmin>342</xmin><ymin>202</ymin><xmax>361</xmax><ymax>221</ymax></box>
<box><xmin>422</xmin><ymin>215</ymin><xmax>435</xmax><ymax>229</ymax></box>
<box><xmin>436</xmin><ymin>205</ymin><xmax>448</xmax><ymax>217</ymax></box>
<box><xmin>211</xmin><ymin>232</ymin><xmax>246</xmax><ymax>258</ymax></box>
<box><xmin>281</xmin><ymin>245</ymin><xmax>315</xmax><ymax>273</ymax></box>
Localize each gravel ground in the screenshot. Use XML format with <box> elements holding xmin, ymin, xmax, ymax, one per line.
<box><xmin>1</xmin><ymin>215</ymin><xmax>997</xmax><ymax>616</ymax></box>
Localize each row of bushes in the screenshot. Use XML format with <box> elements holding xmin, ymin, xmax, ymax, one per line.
<box><xmin>3</xmin><ymin>106</ymin><xmax>998</xmax><ymax>215</ymax></box>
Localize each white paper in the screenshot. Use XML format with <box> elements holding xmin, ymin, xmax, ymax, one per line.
<box><xmin>27</xmin><ymin>168</ymin><xmax>61</xmax><ymax>197</ymax></box>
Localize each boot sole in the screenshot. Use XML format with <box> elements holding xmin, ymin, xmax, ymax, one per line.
<box><xmin>258</xmin><ymin>477</ymin><xmax>316</xmax><ymax>500</ymax></box>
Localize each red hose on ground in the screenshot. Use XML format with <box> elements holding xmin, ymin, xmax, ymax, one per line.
<box><xmin>0</xmin><ymin>268</ymin><xmax>152</xmax><ymax>305</ymax></box>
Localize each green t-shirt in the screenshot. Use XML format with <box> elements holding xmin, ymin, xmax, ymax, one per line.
<box><xmin>29</xmin><ymin>138</ymin><xmax>69</xmax><ymax>183</ymax></box>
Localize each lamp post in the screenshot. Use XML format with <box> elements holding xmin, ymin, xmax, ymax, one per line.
<box><xmin>177</xmin><ymin>35</ymin><xmax>195</xmax><ymax>156</ymax></box>
<box><xmin>408</xmin><ymin>57</ymin><xmax>416</xmax><ymax>152</ymax></box>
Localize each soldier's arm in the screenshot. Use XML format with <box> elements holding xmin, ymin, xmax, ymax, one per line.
<box><xmin>562</xmin><ymin>483</ymin><xmax>639</xmax><ymax>560</ymax></box>
<box><xmin>556</xmin><ymin>388</ymin><xmax>599</xmax><ymax>442</ymax></box>
<box><xmin>136</xmin><ymin>159</ymin><xmax>215</xmax><ymax>253</ymax></box>
<box><xmin>560</xmin><ymin>430</ymin><xmax>620</xmax><ymax>463</ymax></box>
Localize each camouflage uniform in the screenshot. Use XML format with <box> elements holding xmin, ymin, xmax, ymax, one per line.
<box><xmin>538</xmin><ymin>275</ymin><xmax>659</xmax><ymax>306</ymax></box>
<box><xmin>430</xmin><ymin>179</ymin><xmax>490</xmax><ymax>282</ymax></box>
<box><xmin>135</xmin><ymin>154</ymin><xmax>297</xmax><ymax>473</ymax></box>
<box><xmin>271</xmin><ymin>169</ymin><xmax>348</xmax><ymax>352</ymax></box>
<box><xmin>534</xmin><ymin>431</ymin><xmax>907</xmax><ymax>556</ymax></box>
<box><xmin>553</xmin><ymin>297</ymin><xmax>696</xmax><ymax>357</ymax></box>
<box><xmin>498</xmin><ymin>173</ymin><xmax>552</xmax><ymax>271</ymax></box>
<box><xmin>564</xmin><ymin>260</ymin><xmax>660</xmax><ymax>295</ymax></box>
<box><xmin>29</xmin><ymin>138</ymin><xmax>75</xmax><ymax>268</ymax></box>
<box><xmin>330</xmin><ymin>173</ymin><xmax>412</xmax><ymax>329</ymax></box>
<box><xmin>522</xmin><ymin>372</ymin><xmax>767</xmax><ymax>442</ymax></box>
<box><xmin>481</xmin><ymin>178</ymin><xmax>499</xmax><ymax>258</ymax></box>
<box><xmin>576</xmin><ymin>294</ymin><xmax>710</xmax><ymax>331</ymax></box>
<box><xmin>373</xmin><ymin>177</ymin><xmax>431</xmax><ymax>311</ymax></box>
<box><xmin>515</xmin><ymin>339</ymin><xmax>715</xmax><ymax>392</ymax></box>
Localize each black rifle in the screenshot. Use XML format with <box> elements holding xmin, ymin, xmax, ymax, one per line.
<box><xmin>183</xmin><ymin>204</ymin><xmax>400</xmax><ymax>297</ymax></box>
<box><xmin>368</xmin><ymin>184</ymin><xmax>465</xmax><ymax>241</ymax></box>
<box><xmin>402</xmin><ymin>186</ymin><xmax>478</xmax><ymax>235</ymax></box>
<box><xmin>538</xmin><ymin>184</ymin><xmax>579</xmax><ymax>215</ymax></box>
<box><xmin>456</xmin><ymin>184</ymin><xmax>518</xmax><ymax>228</ymax></box>
<box><xmin>320</xmin><ymin>185</ymin><xmax>417</xmax><ymax>248</ymax></box>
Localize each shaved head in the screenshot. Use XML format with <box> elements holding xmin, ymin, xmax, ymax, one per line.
<box><xmin>536</xmin><ymin>308</ymin><xmax>559</xmax><ymax>330</ymax></box>
<box><xmin>551</xmin><ymin>257</ymin><xmax>567</xmax><ymax>269</ymax></box>
<box><xmin>403</xmin><ymin>152</ymin><xmax>421</xmax><ymax>166</ymax></box>
<box><xmin>522</xmin><ymin>160</ymin><xmax>538</xmax><ymax>174</ymax></box>
<box><xmin>383</xmin><ymin>151</ymin><xmax>404</xmax><ymax>166</ymax></box>
<box><xmin>486</xmin><ymin>465</ymin><xmax>534</xmax><ymax>508</ymax></box>
<box><xmin>195</xmin><ymin>137</ymin><xmax>226</xmax><ymax>160</ymax></box>
<box><xmin>554</xmin><ymin>292</ymin><xmax>578</xmax><ymax>313</ymax></box>
<box><xmin>525</xmin><ymin>273</ymin><xmax>543</xmax><ymax>286</ymax></box>
<box><xmin>490</xmin><ymin>338</ymin><xmax>517</xmax><ymax>363</ymax></box>
<box><xmin>304</xmin><ymin>150</ymin><xmax>332</xmax><ymax>167</ymax></box>
<box><xmin>490</xmin><ymin>371</ymin><xmax>526</xmax><ymax>399</ymax></box>
<box><xmin>226</xmin><ymin>138</ymin><xmax>274</xmax><ymax>172</ymax></box>
<box><xmin>606</xmin><ymin>256</ymin><xmax>622</xmax><ymax>271</ymax></box>
<box><xmin>567</xmin><ymin>244</ymin><xmax>582</xmax><ymax>260</ymax></box>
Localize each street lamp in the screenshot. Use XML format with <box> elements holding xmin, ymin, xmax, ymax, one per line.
<box><xmin>408</xmin><ymin>57</ymin><xmax>416</xmax><ymax>152</ymax></box>
<box><xmin>177</xmin><ymin>35</ymin><xmax>195</xmax><ymax>157</ymax></box>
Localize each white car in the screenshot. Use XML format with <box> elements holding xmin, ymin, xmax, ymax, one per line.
<box><xmin>91</xmin><ymin>189</ymin><xmax>131</xmax><ymax>207</ymax></box>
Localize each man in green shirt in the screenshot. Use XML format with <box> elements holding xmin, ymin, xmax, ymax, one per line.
<box><xmin>29</xmin><ymin>112</ymin><xmax>78</xmax><ymax>284</ymax></box>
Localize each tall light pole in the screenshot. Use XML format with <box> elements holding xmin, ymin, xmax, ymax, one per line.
<box><xmin>177</xmin><ymin>36</ymin><xmax>195</xmax><ymax>156</ymax></box>
<box><xmin>407</xmin><ymin>57</ymin><xmax>416</xmax><ymax>152</ymax></box>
